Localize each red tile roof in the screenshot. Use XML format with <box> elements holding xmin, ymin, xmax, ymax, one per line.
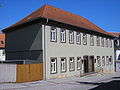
<box><xmin>2</xmin><ymin>4</ymin><xmax>114</xmax><ymax>37</ymax></box>
<box><xmin>0</xmin><ymin>33</ymin><xmax>5</xmax><ymax>48</ymax></box>
<box><xmin>108</xmin><ymin>32</ymin><xmax>120</xmax><ymax>38</ymax></box>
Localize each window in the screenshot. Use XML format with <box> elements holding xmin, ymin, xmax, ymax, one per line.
<box><xmin>106</xmin><ymin>38</ymin><xmax>108</xmax><ymax>47</ymax></box>
<box><xmin>96</xmin><ymin>36</ymin><xmax>100</xmax><ymax>46</ymax></box>
<box><xmin>101</xmin><ymin>37</ymin><xmax>104</xmax><ymax>47</ymax></box>
<box><xmin>69</xmin><ymin>57</ymin><xmax>75</xmax><ymax>71</ymax></box>
<box><xmin>61</xmin><ymin>58</ymin><xmax>66</xmax><ymax>72</ymax></box>
<box><xmin>76</xmin><ymin>32</ymin><xmax>81</xmax><ymax>44</ymax></box>
<box><xmin>109</xmin><ymin>56</ymin><xmax>113</xmax><ymax>65</ymax></box>
<box><xmin>109</xmin><ymin>39</ymin><xmax>112</xmax><ymax>48</ymax></box>
<box><xmin>97</xmin><ymin>56</ymin><xmax>101</xmax><ymax>67</ymax></box>
<box><xmin>115</xmin><ymin>39</ymin><xmax>119</xmax><ymax>46</ymax></box>
<box><xmin>106</xmin><ymin>56</ymin><xmax>109</xmax><ymax>65</ymax></box>
<box><xmin>1</xmin><ymin>41</ymin><xmax>4</xmax><ymax>44</ymax></box>
<box><xmin>102</xmin><ymin>56</ymin><xmax>105</xmax><ymax>66</ymax></box>
<box><xmin>2</xmin><ymin>50</ymin><xmax>5</xmax><ymax>56</ymax></box>
<box><xmin>50</xmin><ymin>27</ymin><xmax>57</xmax><ymax>42</ymax></box>
<box><xmin>50</xmin><ymin>58</ymin><xmax>57</xmax><ymax>74</ymax></box>
<box><xmin>90</xmin><ymin>35</ymin><xmax>94</xmax><ymax>46</ymax></box>
<box><xmin>60</xmin><ymin>29</ymin><xmax>66</xmax><ymax>43</ymax></box>
<box><xmin>83</xmin><ymin>33</ymin><xmax>87</xmax><ymax>45</ymax></box>
<box><xmin>69</xmin><ymin>31</ymin><xmax>74</xmax><ymax>44</ymax></box>
<box><xmin>77</xmin><ymin>57</ymin><xmax>82</xmax><ymax>70</ymax></box>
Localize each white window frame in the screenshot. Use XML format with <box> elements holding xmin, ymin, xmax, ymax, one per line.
<box><xmin>106</xmin><ymin>56</ymin><xmax>109</xmax><ymax>65</ymax></box>
<box><xmin>90</xmin><ymin>35</ymin><xmax>94</xmax><ymax>46</ymax></box>
<box><xmin>77</xmin><ymin>57</ymin><xmax>82</xmax><ymax>70</ymax></box>
<box><xmin>106</xmin><ymin>38</ymin><xmax>108</xmax><ymax>47</ymax></box>
<box><xmin>50</xmin><ymin>58</ymin><xmax>57</xmax><ymax>74</ymax></box>
<box><xmin>97</xmin><ymin>56</ymin><xmax>101</xmax><ymax>67</ymax></box>
<box><xmin>50</xmin><ymin>27</ymin><xmax>57</xmax><ymax>42</ymax></box>
<box><xmin>96</xmin><ymin>36</ymin><xmax>100</xmax><ymax>46</ymax></box>
<box><xmin>69</xmin><ymin>57</ymin><xmax>75</xmax><ymax>71</ymax></box>
<box><xmin>61</xmin><ymin>57</ymin><xmax>66</xmax><ymax>72</ymax></box>
<box><xmin>83</xmin><ymin>33</ymin><xmax>87</xmax><ymax>45</ymax></box>
<box><xmin>69</xmin><ymin>31</ymin><xmax>74</xmax><ymax>44</ymax></box>
<box><xmin>76</xmin><ymin>32</ymin><xmax>81</xmax><ymax>44</ymax></box>
<box><xmin>101</xmin><ymin>37</ymin><xmax>104</xmax><ymax>47</ymax></box>
<box><xmin>109</xmin><ymin>39</ymin><xmax>112</xmax><ymax>48</ymax></box>
<box><xmin>60</xmin><ymin>29</ymin><xmax>66</xmax><ymax>43</ymax></box>
<box><xmin>102</xmin><ymin>56</ymin><xmax>105</xmax><ymax>66</ymax></box>
<box><xmin>109</xmin><ymin>56</ymin><xmax>113</xmax><ymax>65</ymax></box>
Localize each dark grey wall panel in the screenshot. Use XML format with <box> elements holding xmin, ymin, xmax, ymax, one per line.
<box><xmin>6</xmin><ymin>23</ymin><xmax>42</xmax><ymax>51</ymax></box>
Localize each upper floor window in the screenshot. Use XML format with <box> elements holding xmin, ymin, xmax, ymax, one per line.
<box><xmin>50</xmin><ymin>58</ymin><xmax>57</xmax><ymax>74</ymax></box>
<box><xmin>97</xmin><ymin>56</ymin><xmax>101</xmax><ymax>67</ymax></box>
<box><xmin>109</xmin><ymin>39</ymin><xmax>112</xmax><ymax>48</ymax></box>
<box><xmin>83</xmin><ymin>33</ymin><xmax>87</xmax><ymax>45</ymax></box>
<box><xmin>60</xmin><ymin>29</ymin><xmax>66</xmax><ymax>43</ymax></box>
<box><xmin>69</xmin><ymin>31</ymin><xmax>74</xmax><ymax>44</ymax></box>
<box><xmin>90</xmin><ymin>35</ymin><xmax>94</xmax><ymax>46</ymax></box>
<box><xmin>69</xmin><ymin>57</ymin><xmax>75</xmax><ymax>71</ymax></box>
<box><xmin>101</xmin><ymin>37</ymin><xmax>104</xmax><ymax>47</ymax></box>
<box><xmin>115</xmin><ymin>39</ymin><xmax>119</xmax><ymax>46</ymax></box>
<box><xmin>96</xmin><ymin>36</ymin><xmax>100</xmax><ymax>46</ymax></box>
<box><xmin>102</xmin><ymin>56</ymin><xmax>105</xmax><ymax>66</ymax></box>
<box><xmin>50</xmin><ymin>27</ymin><xmax>57</xmax><ymax>42</ymax></box>
<box><xmin>77</xmin><ymin>57</ymin><xmax>82</xmax><ymax>70</ymax></box>
<box><xmin>106</xmin><ymin>38</ymin><xmax>108</xmax><ymax>47</ymax></box>
<box><xmin>61</xmin><ymin>57</ymin><xmax>67</xmax><ymax>72</ymax></box>
<box><xmin>76</xmin><ymin>32</ymin><xmax>81</xmax><ymax>44</ymax></box>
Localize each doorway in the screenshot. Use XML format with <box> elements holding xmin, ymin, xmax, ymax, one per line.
<box><xmin>83</xmin><ymin>56</ymin><xmax>94</xmax><ymax>73</ymax></box>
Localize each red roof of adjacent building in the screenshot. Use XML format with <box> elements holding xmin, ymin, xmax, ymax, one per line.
<box><xmin>0</xmin><ymin>33</ymin><xmax>5</xmax><ymax>48</ymax></box>
<box><xmin>108</xmin><ymin>32</ymin><xmax>120</xmax><ymax>38</ymax></box>
<box><xmin>2</xmin><ymin>4</ymin><xmax>114</xmax><ymax>37</ymax></box>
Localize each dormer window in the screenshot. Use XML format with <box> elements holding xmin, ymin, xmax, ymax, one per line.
<box><xmin>50</xmin><ymin>27</ymin><xmax>57</xmax><ymax>42</ymax></box>
<box><xmin>69</xmin><ymin>31</ymin><xmax>74</xmax><ymax>44</ymax></box>
<box><xmin>60</xmin><ymin>29</ymin><xmax>66</xmax><ymax>43</ymax></box>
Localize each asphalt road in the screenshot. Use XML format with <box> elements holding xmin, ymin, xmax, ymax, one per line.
<box><xmin>0</xmin><ymin>72</ymin><xmax>120</xmax><ymax>90</ymax></box>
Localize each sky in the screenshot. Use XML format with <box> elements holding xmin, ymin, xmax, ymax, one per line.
<box><xmin>0</xmin><ymin>0</ymin><xmax>120</xmax><ymax>33</ymax></box>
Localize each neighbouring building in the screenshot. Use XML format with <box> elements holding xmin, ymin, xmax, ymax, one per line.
<box><xmin>0</xmin><ymin>33</ymin><xmax>5</xmax><ymax>61</ymax></box>
<box><xmin>2</xmin><ymin>4</ymin><xmax>115</xmax><ymax>79</ymax></box>
<box><xmin>109</xmin><ymin>32</ymin><xmax>120</xmax><ymax>72</ymax></box>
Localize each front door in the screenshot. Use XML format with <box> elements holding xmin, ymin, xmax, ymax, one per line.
<box><xmin>89</xmin><ymin>56</ymin><xmax>94</xmax><ymax>72</ymax></box>
<box><xmin>83</xmin><ymin>56</ymin><xmax>89</xmax><ymax>73</ymax></box>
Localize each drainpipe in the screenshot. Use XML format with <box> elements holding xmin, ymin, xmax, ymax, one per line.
<box><xmin>43</xmin><ymin>18</ymin><xmax>48</xmax><ymax>80</ymax></box>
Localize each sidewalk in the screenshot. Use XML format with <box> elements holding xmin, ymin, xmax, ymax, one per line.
<box><xmin>0</xmin><ymin>72</ymin><xmax>120</xmax><ymax>90</ymax></box>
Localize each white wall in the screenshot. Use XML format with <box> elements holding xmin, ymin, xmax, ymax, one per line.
<box><xmin>43</xmin><ymin>25</ymin><xmax>115</xmax><ymax>79</ymax></box>
<box><xmin>0</xmin><ymin>49</ymin><xmax>5</xmax><ymax>61</ymax></box>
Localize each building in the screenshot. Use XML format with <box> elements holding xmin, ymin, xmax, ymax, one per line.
<box><xmin>109</xmin><ymin>32</ymin><xmax>120</xmax><ymax>72</ymax></box>
<box><xmin>2</xmin><ymin>4</ymin><xmax>115</xmax><ymax>79</ymax></box>
<box><xmin>0</xmin><ymin>33</ymin><xmax>5</xmax><ymax>61</ymax></box>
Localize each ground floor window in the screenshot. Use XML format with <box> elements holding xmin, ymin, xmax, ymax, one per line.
<box><xmin>61</xmin><ymin>57</ymin><xmax>67</xmax><ymax>72</ymax></box>
<box><xmin>69</xmin><ymin>57</ymin><xmax>75</xmax><ymax>71</ymax></box>
<box><xmin>77</xmin><ymin>57</ymin><xmax>82</xmax><ymax>70</ymax></box>
<box><xmin>109</xmin><ymin>56</ymin><xmax>113</xmax><ymax>65</ymax></box>
<box><xmin>102</xmin><ymin>56</ymin><xmax>105</xmax><ymax>66</ymax></box>
<box><xmin>97</xmin><ymin>56</ymin><xmax>101</xmax><ymax>67</ymax></box>
<box><xmin>106</xmin><ymin>56</ymin><xmax>109</xmax><ymax>65</ymax></box>
<box><xmin>50</xmin><ymin>58</ymin><xmax>57</xmax><ymax>74</ymax></box>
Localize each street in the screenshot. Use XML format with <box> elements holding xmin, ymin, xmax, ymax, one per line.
<box><xmin>0</xmin><ymin>72</ymin><xmax>120</xmax><ymax>90</ymax></box>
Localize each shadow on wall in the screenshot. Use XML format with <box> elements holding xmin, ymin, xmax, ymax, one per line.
<box><xmin>76</xmin><ymin>77</ymin><xmax>120</xmax><ymax>90</ymax></box>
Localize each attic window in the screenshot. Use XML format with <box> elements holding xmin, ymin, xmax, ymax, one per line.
<box><xmin>1</xmin><ymin>41</ymin><xmax>4</xmax><ymax>44</ymax></box>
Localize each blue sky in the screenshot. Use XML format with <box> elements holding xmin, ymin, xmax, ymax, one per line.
<box><xmin>0</xmin><ymin>0</ymin><xmax>120</xmax><ymax>33</ymax></box>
